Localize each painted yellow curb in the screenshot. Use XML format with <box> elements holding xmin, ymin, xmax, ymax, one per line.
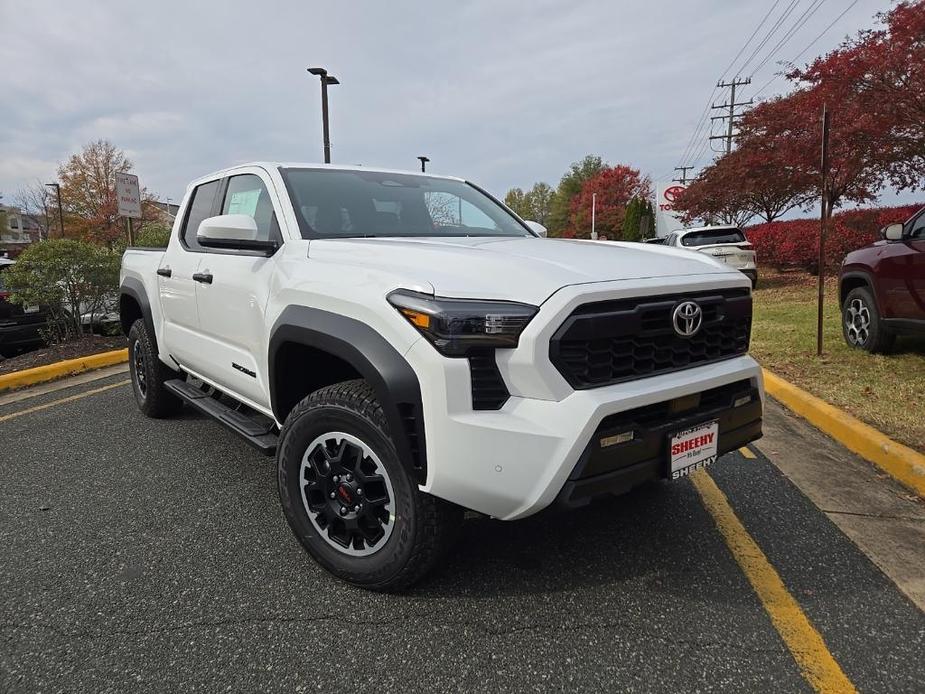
<box><xmin>0</xmin><ymin>348</ymin><xmax>128</xmax><ymax>393</ymax></box>
<box><xmin>763</xmin><ymin>369</ymin><xmax>925</xmax><ymax>498</ymax></box>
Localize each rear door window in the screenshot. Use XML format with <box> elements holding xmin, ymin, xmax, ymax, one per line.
<box><xmin>180</xmin><ymin>180</ymin><xmax>221</xmax><ymax>251</ymax></box>
<box><xmin>681</xmin><ymin>229</ymin><xmax>746</xmax><ymax>247</ymax></box>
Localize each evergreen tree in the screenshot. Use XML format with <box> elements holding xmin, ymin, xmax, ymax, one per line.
<box><xmin>622</xmin><ymin>197</ymin><xmax>641</xmax><ymax>241</ymax></box>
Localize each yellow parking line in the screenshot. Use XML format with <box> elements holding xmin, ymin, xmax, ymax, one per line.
<box><xmin>692</xmin><ymin>471</ymin><xmax>856</xmax><ymax>694</ymax></box>
<box><xmin>739</xmin><ymin>446</ymin><xmax>757</xmax><ymax>459</ymax></box>
<box><xmin>0</xmin><ymin>380</ymin><xmax>130</xmax><ymax>423</ymax></box>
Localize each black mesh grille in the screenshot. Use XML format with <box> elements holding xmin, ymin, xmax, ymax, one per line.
<box><xmin>550</xmin><ymin>290</ymin><xmax>752</xmax><ymax>389</ymax></box>
<box><xmin>469</xmin><ymin>351</ymin><xmax>509</xmax><ymax>410</ymax></box>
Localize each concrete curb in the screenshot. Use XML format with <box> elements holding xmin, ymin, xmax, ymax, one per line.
<box><xmin>0</xmin><ymin>349</ymin><xmax>128</xmax><ymax>393</ymax></box>
<box><xmin>763</xmin><ymin>369</ymin><xmax>925</xmax><ymax>498</ymax></box>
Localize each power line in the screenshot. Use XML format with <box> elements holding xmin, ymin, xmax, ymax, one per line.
<box><xmin>735</xmin><ymin>0</ymin><xmax>801</xmax><ymax>76</ymax></box>
<box><xmin>751</xmin><ymin>0</ymin><xmax>829</xmax><ymax>76</ymax></box>
<box><xmin>718</xmin><ymin>0</ymin><xmax>784</xmax><ymax>79</ymax></box>
<box><xmin>677</xmin><ymin>85</ymin><xmax>730</xmax><ymax>169</ymax></box>
<box><xmin>752</xmin><ymin>0</ymin><xmax>861</xmax><ymax>99</ymax></box>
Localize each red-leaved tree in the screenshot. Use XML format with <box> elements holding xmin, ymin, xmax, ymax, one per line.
<box><xmin>566</xmin><ymin>165</ymin><xmax>652</xmax><ymax>239</ymax></box>
<box><xmin>790</xmin><ymin>0</ymin><xmax>925</xmax><ymax>192</ymax></box>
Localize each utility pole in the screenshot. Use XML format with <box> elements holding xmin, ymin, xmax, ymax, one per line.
<box><xmin>709</xmin><ymin>77</ymin><xmax>753</xmax><ymax>154</ymax></box>
<box><xmin>673</xmin><ymin>166</ymin><xmax>694</xmax><ymax>184</ymax></box>
<box><xmin>417</xmin><ymin>156</ymin><xmax>429</xmax><ymax>172</ymax></box>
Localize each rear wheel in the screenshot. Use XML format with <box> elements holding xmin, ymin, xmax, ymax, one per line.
<box><xmin>277</xmin><ymin>380</ymin><xmax>461</xmax><ymax>591</ymax></box>
<box><xmin>842</xmin><ymin>286</ymin><xmax>894</xmax><ymax>353</ymax></box>
<box><xmin>128</xmin><ymin>319</ymin><xmax>183</xmax><ymax>417</ymax></box>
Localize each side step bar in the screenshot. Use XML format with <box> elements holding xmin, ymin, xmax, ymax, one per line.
<box><xmin>164</xmin><ymin>379</ymin><xmax>278</xmax><ymax>456</ymax></box>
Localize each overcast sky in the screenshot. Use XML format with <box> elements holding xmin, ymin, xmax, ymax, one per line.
<box><xmin>1</xmin><ymin>0</ymin><xmax>911</xmax><ymax>208</ymax></box>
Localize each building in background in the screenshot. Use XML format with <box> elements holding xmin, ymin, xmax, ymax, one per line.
<box><xmin>0</xmin><ymin>204</ymin><xmax>39</xmax><ymax>258</ymax></box>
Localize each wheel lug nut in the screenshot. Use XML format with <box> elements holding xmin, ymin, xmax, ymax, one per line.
<box><xmin>339</xmin><ymin>507</ymin><xmax>347</xmax><ymax>516</ymax></box>
<box><xmin>329</xmin><ymin>492</ymin><xmax>336</xmax><ymax>499</ymax></box>
<box><xmin>356</xmin><ymin>488</ymin><xmax>363</xmax><ymax>496</ymax></box>
<box><xmin>345</xmin><ymin>474</ymin><xmax>352</xmax><ymax>482</ymax></box>
<box><xmin>353</xmin><ymin>505</ymin><xmax>360</xmax><ymax>512</ymax></box>
<box><xmin>332</xmin><ymin>475</ymin><xmax>340</xmax><ymax>483</ymax></box>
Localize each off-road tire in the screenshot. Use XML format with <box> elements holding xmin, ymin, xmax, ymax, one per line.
<box><xmin>277</xmin><ymin>379</ymin><xmax>462</xmax><ymax>591</ymax></box>
<box><xmin>842</xmin><ymin>286</ymin><xmax>894</xmax><ymax>353</ymax></box>
<box><xmin>127</xmin><ymin>319</ymin><xmax>183</xmax><ymax>418</ymax></box>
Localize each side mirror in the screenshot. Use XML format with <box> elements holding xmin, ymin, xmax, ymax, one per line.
<box><xmin>880</xmin><ymin>222</ymin><xmax>903</xmax><ymax>241</ymax></box>
<box><xmin>525</xmin><ymin>220</ymin><xmax>547</xmax><ymax>237</ymax></box>
<box><xmin>197</xmin><ymin>214</ymin><xmax>277</xmax><ymax>254</ymax></box>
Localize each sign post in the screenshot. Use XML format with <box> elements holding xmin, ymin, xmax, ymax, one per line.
<box><xmin>115</xmin><ymin>172</ymin><xmax>142</xmax><ymax>246</ymax></box>
<box><xmin>816</xmin><ymin>105</ymin><xmax>831</xmax><ymax>357</ymax></box>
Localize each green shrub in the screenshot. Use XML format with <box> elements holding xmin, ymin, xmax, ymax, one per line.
<box><xmin>4</xmin><ymin>239</ymin><xmax>120</xmax><ymax>340</ymax></box>
<box><xmin>134</xmin><ymin>223</ymin><xmax>172</xmax><ymax>248</ymax></box>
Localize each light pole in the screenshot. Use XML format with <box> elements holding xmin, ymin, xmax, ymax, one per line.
<box><xmin>307</xmin><ymin>67</ymin><xmax>340</xmax><ymax>163</ymax></box>
<box><xmin>417</xmin><ymin>156</ymin><xmax>430</xmax><ymax>173</ymax></box>
<box><xmin>45</xmin><ymin>182</ymin><xmax>64</xmax><ymax>238</ymax></box>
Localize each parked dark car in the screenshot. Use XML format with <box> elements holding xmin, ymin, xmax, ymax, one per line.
<box><xmin>0</xmin><ymin>258</ymin><xmax>54</xmax><ymax>357</ymax></box>
<box><xmin>839</xmin><ymin>205</ymin><xmax>925</xmax><ymax>352</ymax></box>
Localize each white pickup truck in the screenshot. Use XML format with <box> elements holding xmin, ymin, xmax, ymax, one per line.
<box><xmin>120</xmin><ymin>163</ymin><xmax>763</xmax><ymax>590</ymax></box>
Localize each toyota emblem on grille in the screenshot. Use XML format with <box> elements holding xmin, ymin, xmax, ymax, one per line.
<box><xmin>672</xmin><ymin>301</ymin><xmax>703</xmax><ymax>337</ymax></box>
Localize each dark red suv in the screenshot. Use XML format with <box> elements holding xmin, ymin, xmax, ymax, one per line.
<box><xmin>839</xmin><ymin>205</ymin><xmax>925</xmax><ymax>352</ymax></box>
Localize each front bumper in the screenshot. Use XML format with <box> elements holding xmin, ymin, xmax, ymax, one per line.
<box><xmin>405</xmin><ymin>274</ymin><xmax>763</xmax><ymax>520</ymax></box>
<box><xmin>409</xmin><ymin>338</ymin><xmax>763</xmax><ymax>520</ymax></box>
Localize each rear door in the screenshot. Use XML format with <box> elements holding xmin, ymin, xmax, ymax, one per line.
<box><xmin>157</xmin><ymin>179</ymin><xmax>218</xmax><ymax>368</ymax></box>
<box><xmin>192</xmin><ymin>169</ymin><xmax>284</xmax><ymax>408</ymax></box>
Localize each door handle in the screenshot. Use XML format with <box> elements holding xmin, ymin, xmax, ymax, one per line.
<box><xmin>156</xmin><ymin>267</ymin><xmax>172</xmax><ymax>278</ymax></box>
<box><xmin>192</xmin><ymin>272</ymin><xmax>213</xmax><ymax>284</ymax></box>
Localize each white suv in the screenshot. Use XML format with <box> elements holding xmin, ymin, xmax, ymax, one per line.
<box><xmin>120</xmin><ymin>163</ymin><xmax>763</xmax><ymax>590</ymax></box>
<box><xmin>665</xmin><ymin>226</ymin><xmax>758</xmax><ymax>288</ymax></box>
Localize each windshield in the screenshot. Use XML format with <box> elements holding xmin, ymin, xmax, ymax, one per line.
<box><xmin>281</xmin><ymin>168</ymin><xmax>531</xmax><ymax>240</ymax></box>
<box><xmin>681</xmin><ymin>229</ymin><xmax>746</xmax><ymax>247</ymax></box>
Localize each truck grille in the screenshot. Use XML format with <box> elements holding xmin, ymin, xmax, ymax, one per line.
<box><xmin>550</xmin><ymin>289</ymin><xmax>752</xmax><ymax>389</ymax></box>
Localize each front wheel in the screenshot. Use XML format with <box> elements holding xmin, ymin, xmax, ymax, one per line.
<box><xmin>277</xmin><ymin>380</ymin><xmax>461</xmax><ymax>591</ymax></box>
<box><xmin>842</xmin><ymin>287</ymin><xmax>894</xmax><ymax>353</ymax></box>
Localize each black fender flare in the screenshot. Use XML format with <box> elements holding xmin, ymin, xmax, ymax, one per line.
<box><xmin>120</xmin><ymin>278</ymin><xmax>158</xmax><ymax>351</ymax></box>
<box><xmin>839</xmin><ymin>270</ymin><xmax>879</xmax><ymax>310</ymax></box>
<box><xmin>268</xmin><ymin>306</ymin><xmax>427</xmax><ymax>482</ymax></box>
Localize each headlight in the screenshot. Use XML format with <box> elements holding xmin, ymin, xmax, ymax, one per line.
<box><xmin>387</xmin><ymin>290</ymin><xmax>538</xmax><ymax>357</ymax></box>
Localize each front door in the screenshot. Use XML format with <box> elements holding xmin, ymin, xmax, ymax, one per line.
<box><xmin>193</xmin><ymin>171</ymin><xmax>284</xmax><ymax>409</ymax></box>
<box><xmin>879</xmin><ymin>209</ymin><xmax>925</xmax><ymax>321</ymax></box>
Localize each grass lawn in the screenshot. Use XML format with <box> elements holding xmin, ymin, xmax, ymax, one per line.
<box><xmin>751</xmin><ymin>270</ymin><xmax>925</xmax><ymax>454</ymax></box>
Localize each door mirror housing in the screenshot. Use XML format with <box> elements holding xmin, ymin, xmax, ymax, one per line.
<box><xmin>881</xmin><ymin>222</ymin><xmax>904</xmax><ymax>241</ymax></box>
<box><xmin>524</xmin><ymin>220</ymin><xmax>547</xmax><ymax>237</ymax></box>
<box><xmin>197</xmin><ymin>214</ymin><xmax>277</xmax><ymax>254</ymax></box>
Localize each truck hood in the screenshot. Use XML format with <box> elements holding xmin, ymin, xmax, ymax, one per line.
<box><xmin>308</xmin><ymin>236</ymin><xmax>735</xmax><ymax>304</ymax></box>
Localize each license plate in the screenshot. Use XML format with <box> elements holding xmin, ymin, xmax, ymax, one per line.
<box><xmin>24</xmin><ymin>305</ymin><xmax>39</xmax><ymax>314</ymax></box>
<box><xmin>669</xmin><ymin>420</ymin><xmax>719</xmax><ymax>479</ymax></box>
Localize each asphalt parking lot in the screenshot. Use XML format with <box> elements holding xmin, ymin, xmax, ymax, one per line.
<box><xmin>2</xmin><ymin>370</ymin><xmax>924</xmax><ymax>693</ymax></box>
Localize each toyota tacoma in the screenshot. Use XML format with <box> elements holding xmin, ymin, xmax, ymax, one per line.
<box><xmin>120</xmin><ymin>163</ymin><xmax>764</xmax><ymax>590</ymax></box>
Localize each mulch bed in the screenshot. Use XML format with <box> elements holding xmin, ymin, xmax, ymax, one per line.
<box><xmin>0</xmin><ymin>336</ymin><xmax>127</xmax><ymax>376</ymax></box>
